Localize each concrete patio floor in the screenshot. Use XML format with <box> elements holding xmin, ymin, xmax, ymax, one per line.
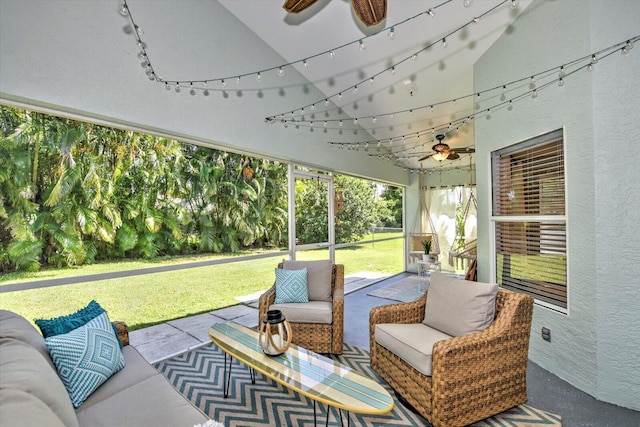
<box><xmin>129</xmin><ymin>271</ymin><xmax>391</xmax><ymax>363</ymax></box>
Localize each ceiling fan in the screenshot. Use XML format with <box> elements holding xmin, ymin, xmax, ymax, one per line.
<box><xmin>283</xmin><ymin>0</ymin><xmax>387</xmax><ymax>27</ymax></box>
<box><xmin>419</xmin><ymin>134</ymin><xmax>476</xmax><ymax>162</ymax></box>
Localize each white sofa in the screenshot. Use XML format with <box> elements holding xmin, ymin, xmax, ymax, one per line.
<box><xmin>0</xmin><ymin>309</ymin><xmax>208</xmax><ymax>427</ymax></box>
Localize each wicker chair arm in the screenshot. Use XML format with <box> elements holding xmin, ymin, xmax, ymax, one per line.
<box><xmin>112</xmin><ymin>321</ymin><xmax>129</xmax><ymax>347</ymax></box>
<box><xmin>369</xmin><ymin>293</ymin><xmax>428</xmax><ymax>354</ymax></box>
<box><xmin>258</xmin><ymin>284</ymin><xmax>277</xmax><ymax>322</ymax></box>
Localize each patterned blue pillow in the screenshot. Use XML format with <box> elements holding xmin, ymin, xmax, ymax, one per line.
<box><xmin>45</xmin><ymin>311</ymin><xmax>126</xmax><ymax>408</ymax></box>
<box><xmin>274</xmin><ymin>268</ymin><xmax>309</xmax><ymax>304</ymax></box>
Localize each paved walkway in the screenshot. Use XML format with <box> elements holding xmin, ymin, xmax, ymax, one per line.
<box><xmin>129</xmin><ymin>271</ymin><xmax>392</xmax><ymax>363</ymax></box>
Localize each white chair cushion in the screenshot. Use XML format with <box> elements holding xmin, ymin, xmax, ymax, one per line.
<box><xmin>269</xmin><ymin>301</ymin><xmax>332</xmax><ymax>324</ymax></box>
<box><xmin>423</xmin><ymin>272</ymin><xmax>498</xmax><ymax>337</ymax></box>
<box><xmin>282</xmin><ymin>260</ymin><xmax>332</xmax><ymax>302</ymax></box>
<box><xmin>375</xmin><ymin>323</ymin><xmax>452</xmax><ymax>376</ymax></box>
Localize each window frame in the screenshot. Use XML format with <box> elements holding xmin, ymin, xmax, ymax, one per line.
<box><xmin>490</xmin><ymin>129</ymin><xmax>569</xmax><ymax>314</ymax></box>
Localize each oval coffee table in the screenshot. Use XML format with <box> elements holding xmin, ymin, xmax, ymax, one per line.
<box><xmin>209</xmin><ymin>322</ymin><xmax>394</xmax><ymax>426</ymax></box>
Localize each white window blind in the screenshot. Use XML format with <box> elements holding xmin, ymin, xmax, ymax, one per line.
<box><xmin>491</xmin><ymin>129</ymin><xmax>567</xmax><ymax>310</ymax></box>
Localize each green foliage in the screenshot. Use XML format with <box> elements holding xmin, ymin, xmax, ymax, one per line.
<box><xmin>0</xmin><ymin>106</ymin><xmax>288</xmax><ymax>272</ymax></box>
<box><xmin>377</xmin><ymin>185</ymin><xmax>403</xmax><ymax>228</ymax></box>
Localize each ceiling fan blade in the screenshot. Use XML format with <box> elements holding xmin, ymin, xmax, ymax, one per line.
<box><xmin>418</xmin><ymin>153</ymin><xmax>435</xmax><ymax>162</ymax></box>
<box><xmin>454</xmin><ymin>147</ymin><xmax>476</xmax><ymax>154</ymax></box>
<box><xmin>447</xmin><ymin>152</ymin><xmax>460</xmax><ymax>160</ymax></box>
<box><xmin>283</xmin><ymin>0</ymin><xmax>319</xmax><ymax>13</ymax></box>
<box><xmin>351</xmin><ymin>0</ymin><xmax>387</xmax><ymax>26</ymax></box>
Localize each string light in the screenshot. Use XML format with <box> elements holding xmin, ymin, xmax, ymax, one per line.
<box><xmin>511</xmin><ymin>0</ymin><xmax>518</xmax><ymax>8</ymax></box>
<box><xmin>122</xmin><ymin>0</ymin><xmax>498</xmax><ymax>89</ymax></box>
<box><xmin>359</xmin><ymin>40</ymin><xmax>366</xmax><ymax>51</ymax></box>
<box><xmin>325</xmin><ymin>35</ymin><xmax>638</xmax><ymax>158</ymax></box>
<box><xmin>442</xmin><ymin>38</ymin><xmax>447</xmax><ymax>48</ymax></box>
<box><xmin>278</xmin><ymin>66</ymin><xmax>284</xmax><ymax>76</ymax></box>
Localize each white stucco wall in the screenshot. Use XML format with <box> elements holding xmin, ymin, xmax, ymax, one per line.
<box><xmin>474</xmin><ymin>0</ymin><xmax>640</xmax><ymax>410</ymax></box>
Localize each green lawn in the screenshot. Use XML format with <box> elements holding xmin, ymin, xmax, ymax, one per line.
<box><xmin>0</xmin><ymin>235</ymin><xmax>404</xmax><ymax>330</ymax></box>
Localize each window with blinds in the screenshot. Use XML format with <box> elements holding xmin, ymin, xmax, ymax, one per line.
<box><xmin>491</xmin><ymin>129</ymin><xmax>567</xmax><ymax>310</ymax></box>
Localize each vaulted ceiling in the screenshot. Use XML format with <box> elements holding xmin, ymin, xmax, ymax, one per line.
<box><xmin>126</xmin><ymin>0</ymin><xmax>532</xmax><ymax>171</ymax></box>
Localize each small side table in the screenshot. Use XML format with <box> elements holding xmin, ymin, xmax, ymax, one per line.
<box><xmin>417</xmin><ymin>259</ymin><xmax>441</xmax><ymax>292</ymax></box>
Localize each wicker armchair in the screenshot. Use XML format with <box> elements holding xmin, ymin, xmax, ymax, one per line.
<box><xmin>370</xmin><ymin>287</ymin><xmax>534</xmax><ymax>427</ymax></box>
<box><xmin>258</xmin><ymin>262</ymin><xmax>344</xmax><ymax>354</ymax></box>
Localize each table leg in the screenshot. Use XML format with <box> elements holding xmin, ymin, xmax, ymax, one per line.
<box><xmin>249</xmin><ymin>367</ymin><xmax>255</xmax><ymax>384</ymax></box>
<box><xmin>223</xmin><ymin>353</ymin><xmax>233</xmax><ymax>398</ymax></box>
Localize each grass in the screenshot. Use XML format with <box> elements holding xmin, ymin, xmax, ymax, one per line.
<box><xmin>0</xmin><ymin>234</ymin><xmax>404</xmax><ymax>331</ymax></box>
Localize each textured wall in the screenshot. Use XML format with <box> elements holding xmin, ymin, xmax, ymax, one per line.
<box><xmin>589</xmin><ymin>1</ymin><xmax>640</xmax><ymax>410</ymax></box>
<box><xmin>474</xmin><ymin>0</ymin><xmax>640</xmax><ymax>410</ymax></box>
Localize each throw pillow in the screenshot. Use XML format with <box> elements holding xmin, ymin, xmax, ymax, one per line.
<box><xmin>282</xmin><ymin>259</ymin><xmax>332</xmax><ymax>301</ymax></box>
<box><xmin>274</xmin><ymin>268</ymin><xmax>309</xmax><ymax>304</ymax></box>
<box><xmin>45</xmin><ymin>311</ymin><xmax>126</xmax><ymax>408</ymax></box>
<box><xmin>35</xmin><ymin>300</ymin><xmax>105</xmax><ymax>337</ymax></box>
<box><xmin>35</xmin><ymin>300</ymin><xmax>123</xmax><ymax>348</ymax></box>
<box><xmin>423</xmin><ymin>272</ymin><xmax>498</xmax><ymax>337</ymax></box>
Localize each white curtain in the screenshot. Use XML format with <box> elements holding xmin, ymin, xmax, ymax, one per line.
<box><xmin>426</xmin><ymin>185</ymin><xmax>477</xmax><ymax>273</ymax></box>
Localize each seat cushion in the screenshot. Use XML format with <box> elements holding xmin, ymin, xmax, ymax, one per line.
<box><xmin>78</xmin><ymin>345</ymin><xmax>159</xmax><ymax>410</ymax></box>
<box><xmin>0</xmin><ymin>337</ymin><xmax>80</xmax><ymax>427</ymax></box>
<box><xmin>283</xmin><ymin>259</ymin><xmax>333</xmax><ymax>302</ymax></box>
<box><xmin>269</xmin><ymin>301</ymin><xmax>333</xmax><ymax>324</ymax></box>
<box><xmin>375</xmin><ymin>323</ymin><xmax>452</xmax><ymax>376</ymax></box>
<box><xmin>75</xmin><ymin>374</ymin><xmax>206</xmax><ymax>427</ymax></box>
<box><xmin>45</xmin><ymin>312</ymin><xmax>126</xmax><ymax>408</ymax></box>
<box><xmin>423</xmin><ymin>272</ymin><xmax>498</xmax><ymax>337</ymax></box>
<box><xmin>274</xmin><ymin>268</ymin><xmax>309</xmax><ymax>304</ymax></box>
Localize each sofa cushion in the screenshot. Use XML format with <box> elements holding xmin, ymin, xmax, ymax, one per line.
<box><xmin>75</xmin><ymin>374</ymin><xmax>206</xmax><ymax>427</ymax></box>
<box><xmin>45</xmin><ymin>312</ymin><xmax>125</xmax><ymax>408</ymax></box>
<box><xmin>78</xmin><ymin>345</ymin><xmax>160</xmax><ymax>410</ymax></box>
<box><xmin>283</xmin><ymin>259</ymin><xmax>333</xmax><ymax>302</ymax></box>
<box><xmin>423</xmin><ymin>272</ymin><xmax>498</xmax><ymax>337</ymax></box>
<box><xmin>269</xmin><ymin>301</ymin><xmax>333</xmax><ymax>324</ymax></box>
<box><xmin>274</xmin><ymin>267</ymin><xmax>309</xmax><ymax>304</ymax></box>
<box><xmin>0</xmin><ymin>389</ymin><xmax>67</xmax><ymax>427</ymax></box>
<box><xmin>0</xmin><ymin>309</ymin><xmax>54</xmax><ymax>368</ymax></box>
<box><xmin>375</xmin><ymin>323</ymin><xmax>452</xmax><ymax>376</ymax></box>
<box><xmin>0</xmin><ymin>337</ymin><xmax>80</xmax><ymax>427</ymax></box>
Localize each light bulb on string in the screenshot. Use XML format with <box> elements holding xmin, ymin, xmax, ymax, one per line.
<box><xmin>558</xmin><ymin>77</ymin><xmax>565</xmax><ymax>87</ymax></box>
<box><xmin>324</xmin><ymin>99</ymin><xmax>329</xmax><ymax>106</ymax></box>
<box><xmin>511</xmin><ymin>0</ymin><xmax>518</xmax><ymax>8</ymax></box>
<box><xmin>118</xmin><ymin>4</ymin><xmax>129</xmax><ymax>16</ymax></box>
<box><xmin>473</xmin><ymin>17</ymin><xmax>479</xmax><ymax>24</ymax></box>
<box><xmin>442</xmin><ymin>38</ymin><xmax>447</xmax><ymax>48</ymax></box>
<box><xmin>359</xmin><ymin>40</ymin><xmax>366</xmax><ymax>51</ymax></box>
<box><xmin>372</xmin><ymin>116</ymin><xmax>377</xmax><ymax>123</ymax></box>
<box><xmin>256</xmin><ymin>72</ymin><xmax>262</xmax><ymax>81</ymax></box>
<box><xmin>532</xmin><ymin>89</ymin><xmax>538</xmax><ymax>98</ymax></box>
<box><xmin>329</xmin><ymin>50</ymin><xmax>335</xmax><ymax>58</ymax></box>
<box><xmin>388</xmin><ymin>27</ymin><xmax>395</xmax><ymax>40</ymax></box>
<box><xmin>412</xmin><ymin>53</ymin><xmax>418</xmax><ymax>60</ymax></box>
<box><xmin>221</xmin><ymin>79</ymin><xmax>226</xmax><ymax>87</ymax></box>
<box><xmin>558</xmin><ymin>66</ymin><xmax>565</xmax><ymax>78</ymax></box>
<box><xmin>175</xmin><ymin>83</ymin><xmax>181</xmax><ymax>93</ymax></box>
<box><xmin>236</xmin><ymin>76</ymin><xmax>241</xmax><ymax>84</ymax></box>
<box><xmin>135</xmin><ymin>25</ymin><xmax>143</xmax><ymax>35</ymax></box>
<box><xmin>339</xmin><ymin>120</ymin><xmax>343</xmax><ymax>127</ymax></box>
<box><xmin>390</xmin><ymin>66</ymin><xmax>396</xmax><ymax>75</ymax></box>
<box><xmin>303</xmin><ymin>59</ymin><xmax>308</xmax><ymax>69</ymax></box>
<box><xmin>278</xmin><ymin>67</ymin><xmax>284</xmax><ymax>76</ymax></box>
<box><xmin>369</xmin><ymin>77</ymin><xmax>374</xmax><ymax>84</ymax></box>
<box><xmin>165</xmin><ymin>82</ymin><xmax>170</xmax><ymax>91</ymax></box>
<box><xmin>622</xmin><ymin>40</ymin><xmax>634</xmax><ymax>54</ymax></box>
<box><xmin>463</xmin><ymin>0</ymin><xmax>473</xmax><ymax>7</ymax></box>
<box><xmin>353</xmin><ymin>85</ymin><xmax>358</xmax><ymax>93</ymax></box>
<box><xmin>427</xmin><ymin>8</ymin><xmax>435</xmax><ymax>17</ymax></box>
<box><xmin>338</xmin><ymin>92</ymin><xmax>343</xmax><ymax>99</ymax></box>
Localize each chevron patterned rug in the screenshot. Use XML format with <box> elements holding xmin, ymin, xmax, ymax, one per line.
<box><xmin>154</xmin><ymin>342</ymin><xmax>561</xmax><ymax>427</ymax></box>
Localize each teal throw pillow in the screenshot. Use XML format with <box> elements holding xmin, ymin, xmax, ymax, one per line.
<box><xmin>274</xmin><ymin>268</ymin><xmax>309</xmax><ymax>304</ymax></box>
<box><xmin>35</xmin><ymin>300</ymin><xmax>105</xmax><ymax>337</ymax></box>
<box><xmin>45</xmin><ymin>311</ymin><xmax>126</xmax><ymax>408</ymax></box>
<box><xmin>35</xmin><ymin>300</ymin><xmax>122</xmax><ymax>348</ymax></box>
